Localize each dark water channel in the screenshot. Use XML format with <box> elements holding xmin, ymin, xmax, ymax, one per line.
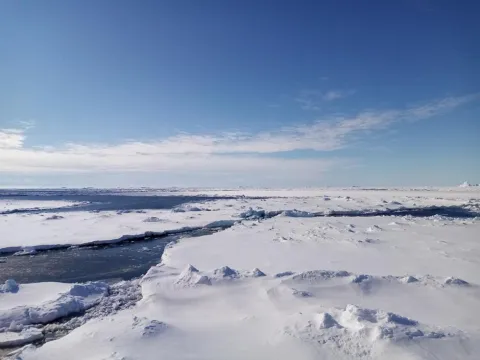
<box><xmin>0</xmin><ymin>193</ymin><xmax>233</xmax><ymax>283</ymax></box>
<box><xmin>0</xmin><ymin>228</ymin><xmax>218</xmax><ymax>284</ymax></box>
<box><xmin>0</xmin><ymin>194</ymin><xmax>237</xmax><ymax>214</ymax></box>
<box><xmin>0</xmin><ymin>190</ymin><xmax>477</xmax><ymax>284</ymax></box>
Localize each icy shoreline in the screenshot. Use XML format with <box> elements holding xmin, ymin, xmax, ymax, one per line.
<box><xmin>1</xmin><ymin>204</ymin><xmax>478</xmax><ymax>255</ymax></box>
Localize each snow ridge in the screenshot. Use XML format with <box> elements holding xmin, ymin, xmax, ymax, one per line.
<box><xmin>0</xmin><ymin>282</ymin><xmax>109</xmax><ymax>331</ymax></box>
<box><xmin>173</xmin><ymin>265</ymin><xmax>268</xmax><ymax>287</ymax></box>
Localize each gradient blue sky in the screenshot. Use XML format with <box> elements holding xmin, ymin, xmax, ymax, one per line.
<box><xmin>1</xmin><ymin>0</ymin><xmax>479</xmax><ymax>187</ymax></box>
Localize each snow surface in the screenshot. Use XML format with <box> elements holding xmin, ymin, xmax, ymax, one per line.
<box><xmin>0</xmin><ymin>208</ymin><xmax>228</xmax><ymax>253</ymax></box>
<box><xmin>1</xmin><ymin>188</ymin><xmax>480</xmax><ymax>359</ymax></box>
<box><xmin>0</xmin><ymin>328</ymin><xmax>43</xmax><ymax>347</ymax></box>
<box><xmin>0</xmin><ymin>199</ymin><xmax>82</xmax><ymax>213</ymax></box>
<box><xmin>0</xmin><ymin>282</ymin><xmax>70</xmax><ymax>311</ymax></box>
<box><xmin>0</xmin><ymin>282</ymin><xmax>109</xmax><ymax>332</ymax></box>
<box><xmin>1</xmin><ymin>187</ymin><xmax>478</xmax><ymax>253</ymax></box>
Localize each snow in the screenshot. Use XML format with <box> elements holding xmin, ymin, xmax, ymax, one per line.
<box><xmin>0</xmin><ymin>328</ymin><xmax>43</xmax><ymax>347</ymax></box>
<box><xmin>0</xmin><ymin>283</ymin><xmax>70</xmax><ymax>311</ymax></box>
<box><xmin>0</xmin><ymin>208</ymin><xmax>230</xmax><ymax>253</ymax></box>
<box><xmin>20</xmin><ymin>263</ymin><xmax>480</xmax><ymax>359</ymax></box>
<box><xmin>0</xmin><ymin>282</ymin><xmax>109</xmax><ymax>331</ymax></box>
<box><xmin>1</xmin><ymin>187</ymin><xmax>478</xmax><ymax>253</ymax></box>
<box><xmin>162</xmin><ymin>215</ymin><xmax>480</xmax><ymax>282</ymax></box>
<box><xmin>2</xmin><ymin>187</ymin><xmax>480</xmax><ymax>359</ymax></box>
<box><xmin>0</xmin><ymin>199</ymin><xmax>82</xmax><ymax>213</ymax></box>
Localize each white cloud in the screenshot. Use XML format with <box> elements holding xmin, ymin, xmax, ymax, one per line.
<box><xmin>0</xmin><ymin>129</ymin><xmax>25</xmax><ymax>149</ymax></box>
<box><xmin>0</xmin><ymin>120</ymin><xmax>35</xmax><ymax>149</ymax></box>
<box><xmin>295</xmin><ymin>89</ymin><xmax>355</xmax><ymax>110</ymax></box>
<box><xmin>0</xmin><ymin>94</ymin><xmax>476</xmax><ymax>181</ymax></box>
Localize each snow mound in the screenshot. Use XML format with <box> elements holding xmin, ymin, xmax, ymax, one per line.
<box><xmin>211</xmin><ymin>265</ymin><xmax>239</xmax><ymax>279</ymax></box>
<box><xmin>400</xmin><ymin>275</ymin><xmax>419</xmax><ymax>283</ymax></box>
<box><xmin>365</xmin><ymin>225</ymin><xmax>382</xmax><ymax>233</ymax></box>
<box><xmin>315</xmin><ymin>312</ymin><xmax>340</xmax><ymax>329</ymax></box>
<box><xmin>342</xmin><ymin>304</ymin><xmax>417</xmax><ymax>328</ymax></box>
<box><xmin>132</xmin><ymin>316</ymin><xmax>169</xmax><ymax>338</ymax></box>
<box><xmin>248</xmin><ymin>268</ymin><xmax>267</xmax><ymax>277</ymax></box>
<box><xmin>174</xmin><ymin>265</ymin><xmax>269</xmax><ymax>287</ymax></box>
<box><xmin>174</xmin><ymin>265</ymin><xmax>212</xmax><ymax>287</ymax></box>
<box><xmin>350</xmin><ymin>274</ymin><xmax>373</xmax><ymax>284</ymax></box>
<box><xmin>444</xmin><ymin>277</ymin><xmax>469</xmax><ymax>286</ymax></box>
<box><xmin>285</xmin><ymin>305</ymin><xmax>451</xmax><ymax>358</ymax></box>
<box><xmin>1</xmin><ymin>279</ymin><xmax>19</xmax><ymax>293</ymax></box>
<box><xmin>0</xmin><ymin>282</ymin><xmax>109</xmax><ymax>331</ymax></box>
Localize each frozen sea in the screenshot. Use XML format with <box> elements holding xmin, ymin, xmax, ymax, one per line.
<box><xmin>1</xmin><ymin>187</ymin><xmax>479</xmax><ymax>359</ymax></box>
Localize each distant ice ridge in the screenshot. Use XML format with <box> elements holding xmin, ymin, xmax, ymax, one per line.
<box><xmin>459</xmin><ymin>181</ymin><xmax>479</xmax><ymax>188</ymax></box>
<box><xmin>172</xmin><ymin>204</ymin><xmax>210</xmax><ymax>212</ymax></box>
<box><xmin>238</xmin><ymin>207</ymin><xmax>319</xmax><ymax>219</ymax></box>
<box><xmin>0</xmin><ymin>200</ymin><xmax>87</xmax><ymax>215</ymax></box>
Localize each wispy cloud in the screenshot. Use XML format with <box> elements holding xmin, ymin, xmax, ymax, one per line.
<box><xmin>322</xmin><ymin>90</ymin><xmax>355</xmax><ymax>102</ymax></box>
<box><xmin>295</xmin><ymin>89</ymin><xmax>355</xmax><ymax>110</ymax></box>
<box><xmin>295</xmin><ymin>90</ymin><xmax>323</xmax><ymax>110</ymax></box>
<box><xmin>0</xmin><ymin>94</ymin><xmax>477</xmax><ymax>178</ymax></box>
<box><xmin>403</xmin><ymin>94</ymin><xmax>479</xmax><ymax>121</ymax></box>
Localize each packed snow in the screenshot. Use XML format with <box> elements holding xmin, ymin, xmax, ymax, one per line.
<box><xmin>1</xmin><ymin>187</ymin><xmax>479</xmax><ymax>359</ymax></box>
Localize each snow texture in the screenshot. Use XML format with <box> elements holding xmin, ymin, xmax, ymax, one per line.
<box><xmin>2</xmin><ymin>187</ymin><xmax>480</xmax><ymax>359</ymax></box>
<box><xmin>0</xmin><ymin>282</ymin><xmax>109</xmax><ymax>331</ymax></box>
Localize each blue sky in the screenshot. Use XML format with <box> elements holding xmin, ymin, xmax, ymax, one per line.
<box><xmin>1</xmin><ymin>0</ymin><xmax>479</xmax><ymax>187</ymax></box>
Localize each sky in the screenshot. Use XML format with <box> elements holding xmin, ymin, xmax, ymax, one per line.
<box><xmin>1</xmin><ymin>0</ymin><xmax>479</xmax><ymax>188</ymax></box>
